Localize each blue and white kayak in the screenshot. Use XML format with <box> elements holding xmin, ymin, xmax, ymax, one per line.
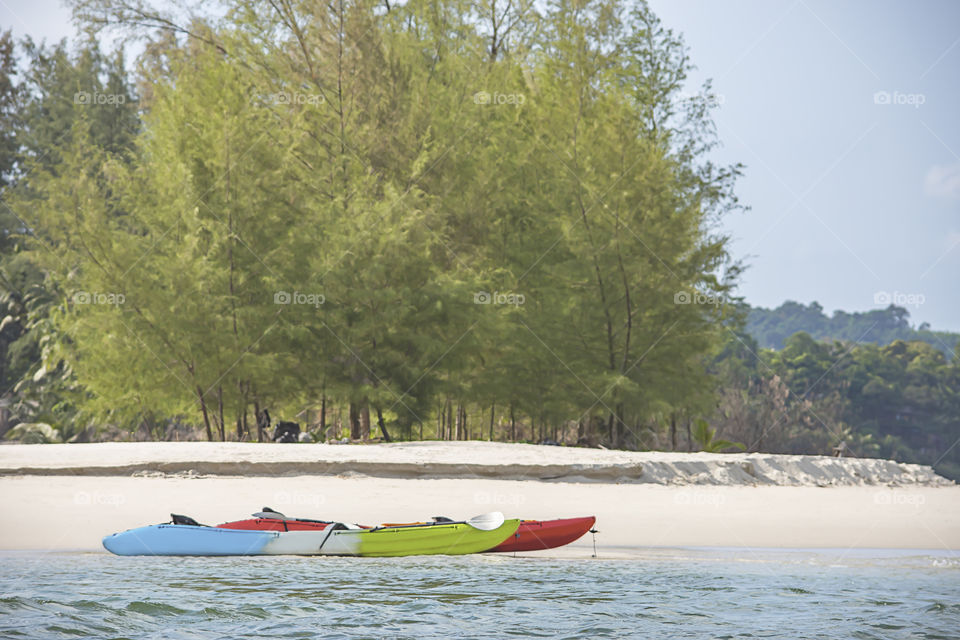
<box><xmin>102</xmin><ymin>524</ymin><xmax>278</xmax><ymax>556</ymax></box>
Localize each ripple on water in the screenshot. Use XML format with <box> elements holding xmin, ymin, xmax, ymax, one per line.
<box><xmin>0</xmin><ymin>552</ymin><xmax>957</xmax><ymax>639</ymax></box>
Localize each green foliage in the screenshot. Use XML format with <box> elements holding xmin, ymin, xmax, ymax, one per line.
<box><xmin>1</xmin><ymin>0</ymin><xmax>742</xmax><ymax>445</ymax></box>
<box><xmin>692</xmin><ymin>418</ymin><xmax>744</xmax><ymax>453</ymax></box>
<box><xmin>0</xmin><ymin>30</ymin><xmax>19</xmax><ymax>192</ymax></box>
<box><xmin>0</xmin><ymin>35</ymin><xmax>139</xmax><ymax>437</ymax></box>
<box><xmin>711</xmin><ymin>330</ymin><xmax>960</xmax><ymax>478</ymax></box>
<box><xmin>4</xmin><ymin>422</ymin><xmax>61</xmax><ymax>443</ymax></box>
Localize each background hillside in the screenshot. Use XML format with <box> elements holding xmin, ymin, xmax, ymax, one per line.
<box><xmin>746</xmin><ymin>302</ymin><xmax>959</xmax><ymax>356</ymax></box>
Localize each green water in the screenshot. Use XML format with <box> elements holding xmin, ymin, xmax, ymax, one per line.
<box><xmin>0</xmin><ymin>548</ymin><xmax>957</xmax><ymax>638</ymax></box>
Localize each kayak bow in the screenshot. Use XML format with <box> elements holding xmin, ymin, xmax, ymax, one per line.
<box><xmin>488</xmin><ymin>516</ymin><xmax>596</xmax><ymax>552</ymax></box>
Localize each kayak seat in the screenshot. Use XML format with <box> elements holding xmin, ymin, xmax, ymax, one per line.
<box><xmin>253</xmin><ymin>506</ymin><xmax>288</xmax><ymax>519</ymax></box>
<box><xmin>170</xmin><ymin>514</ymin><xmax>203</xmax><ymax>526</ymax></box>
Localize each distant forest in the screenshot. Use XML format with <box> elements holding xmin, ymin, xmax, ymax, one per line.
<box><xmin>746</xmin><ymin>302</ymin><xmax>959</xmax><ymax>356</ymax></box>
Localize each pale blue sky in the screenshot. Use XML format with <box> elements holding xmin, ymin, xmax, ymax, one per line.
<box><xmin>648</xmin><ymin>0</ymin><xmax>960</xmax><ymax>331</ymax></box>
<box><xmin>3</xmin><ymin>0</ymin><xmax>959</xmax><ymax>330</ymax></box>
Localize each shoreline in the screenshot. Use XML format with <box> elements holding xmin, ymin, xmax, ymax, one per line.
<box><xmin>0</xmin><ymin>441</ymin><xmax>951</xmax><ymax>486</ymax></box>
<box><xmin>1</xmin><ymin>442</ymin><xmax>956</xmax><ymax>553</ymax></box>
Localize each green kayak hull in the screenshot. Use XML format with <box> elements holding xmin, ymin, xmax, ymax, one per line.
<box><xmin>263</xmin><ymin>519</ymin><xmax>522</xmax><ymax>557</ymax></box>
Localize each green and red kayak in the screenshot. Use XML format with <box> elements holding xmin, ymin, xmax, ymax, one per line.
<box><xmin>218</xmin><ymin>509</ymin><xmax>596</xmax><ymax>553</ymax></box>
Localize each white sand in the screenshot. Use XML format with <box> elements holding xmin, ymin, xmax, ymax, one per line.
<box><xmin>0</xmin><ymin>475</ymin><xmax>957</xmax><ymax>553</ymax></box>
<box><xmin>0</xmin><ymin>441</ymin><xmax>950</xmax><ymax>486</ymax></box>
<box><xmin>1</xmin><ymin>442</ymin><xmax>956</xmax><ymax>553</ymax></box>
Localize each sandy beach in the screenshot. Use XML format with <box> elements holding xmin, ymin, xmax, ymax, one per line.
<box><xmin>1</xmin><ymin>442</ymin><xmax>957</xmax><ymax>554</ymax></box>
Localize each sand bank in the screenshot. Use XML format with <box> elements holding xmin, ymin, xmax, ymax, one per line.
<box><xmin>1</xmin><ymin>475</ymin><xmax>957</xmax><ymax>552</ymax></box>
<box><xmin>0</xmin><ymin>441</ymin><xmax>951</xmax><ymax>486</ymax></box>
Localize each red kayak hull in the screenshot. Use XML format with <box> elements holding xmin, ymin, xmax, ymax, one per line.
<box><xmin>217</xmin><ymin>518</ymin><xmax>331</xmax><ymax>532</ymax></box>
<box><xmin>488</xmin><ymin>516</ymin><xmax>595</xmax><ymax>552</ymax></box>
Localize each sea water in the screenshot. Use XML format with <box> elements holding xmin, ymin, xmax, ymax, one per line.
<box><xmin>0</xmin><ymin>548</ymin><xmax>957</xmax><ymax>639</ymax></box>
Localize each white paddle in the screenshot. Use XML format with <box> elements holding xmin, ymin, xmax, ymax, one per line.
<box><xmin>465</xmin><ymin>511</ymin><xmax>505</xmax><ymax>531</ymax></box>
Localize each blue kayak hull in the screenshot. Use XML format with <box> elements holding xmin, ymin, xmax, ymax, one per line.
<box><xmin>102</xmin><ymin>524</ymin><xmax>278</xmax><ymax>556</ymax></box>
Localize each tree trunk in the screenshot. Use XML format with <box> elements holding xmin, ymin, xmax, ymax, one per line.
<box><xmin>510</xmin><ymin>404</ymin><xmax>516</xmax><ymax>441</ymax></box>
<box><xmin>217</xmin><ymin>386</ymin><xmax>226</xmax><ymax>441</ymax></box>
<box><xmin>375</xmin><ymin>407</ymin><xmax>392</xmax><ymax>442</ymax></box>
<box><xmin>319</xmin><ymin>393</ymin><xmax>327</xmax><ymax>439</ymax></box>
<box><xmin>670</xmin><ymin>414</ymin><xmax>677</xmax><ymax>451</ymax></box>
<box><xmin>360</xmin><ymin>405</ymin><xmax>370</xmax><ymax>440</ymax></box>
<box><xmin>349</xmin><ymin>402</ymin><xmax>361</xmax><ymax>440</ymax></box>
<box><xmin>197</xmin><ymin>386</ymin><xmax>213</xmax><ymax>441</ymax></box>
<box><xmin>489</xmin><ymin>403</ymin><xmax>495</xmax><ymax>441</ymax></box>
<box><xmin>685</xmin><ymin>419</ymin><xmax>692</xmax><ymax>452</ymax></box>
<box><xmin>446</xmin><ymin>400</ymin><xmax>453</xmax><ymax>441</ymax></box>
<box><xmin>253</xmin><ymin>399</ymin><xmax>263</xmax><ymax>443</ymax></box>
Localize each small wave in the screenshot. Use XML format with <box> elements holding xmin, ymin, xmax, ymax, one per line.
<box><xmin>925</xmin><ymin>602</ymin><xmax>960</xmax><ymax>614</ymax></box>
<box><xmin>931</xmin><ymin>558</ymin><xmax>960</xmax><ymax>569</ymax></box>
<box><xmin>0</xmin><ymin>596</ymin><xmax>61</xmax><ymax>614</ymax></box>
<box><xmin>200</xmin><ymin>605</ymin><xmax>271</xmax><ymax>620</ymax></box>
<box><xmin>124</xmin><ymin>601</ymin><xmax>188</xmax><ymax>616</ymax></box>
<box><xmin>44</xmin><ymin>624</ymin><xmax>90</xmax><ymax>637</ymax></box>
